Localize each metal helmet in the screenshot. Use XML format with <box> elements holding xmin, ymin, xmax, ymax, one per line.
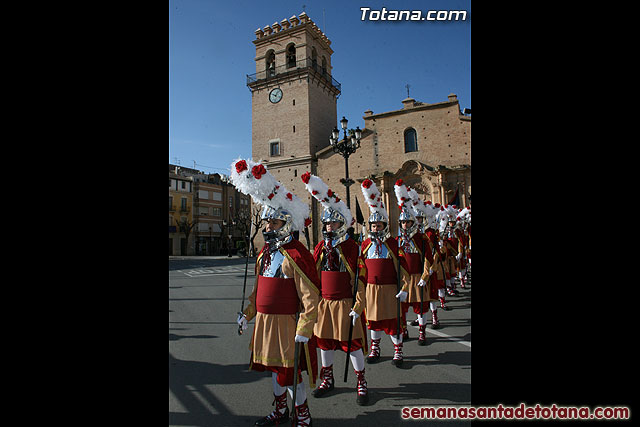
<box><xmin>368</xmin><ymin>211</ymin><xmax>389</xmax><ymax>241</ymax></box>
<box><xmin>398</xmin><ymin>205</ymin><xmax>418</xmax><ymax>239</ymax></box>
<box><xmin>321</xmin><ymin>207</ymin><xmax>349</xmax><ymax>244</ymax></box>
<box><xmin>412</xmin><ymin>207</ymin><xmax>425</xmax><ymax>233</ymax></box>
<box><xmin>261</xmin><ymin>205</ymin><xmax>294</xmax><ymax>246</ymax></box>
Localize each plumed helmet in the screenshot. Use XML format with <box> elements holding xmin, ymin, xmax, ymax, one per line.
<box><xmin>407</xmin><ymin>187</ymin><xmax>427</xmax><ymax>218</ymax></box>
<box><xmin>406</xmin><ymin>187</ymin><xmax>429</xmax><ymax>233</ymax></box>
<box><xmin>436</xmin><ymin>204</ymin><xmax>459</xmax><ymax>235</ymax></box>
<box><xmin>361</xmin><ymin>178</ymin><xmax>389</xmax><ymax>240</ymax></box>
<box><xmin>456</xmin><ymin>206</ymin><xmax>471</xmax><ymax>228</ymax></box>
<box><xmin>394</xmin><ymin>179</ymin><xmax>418</xmax><ymax>238</ymax></box>
<box><xmin>230</xmin><ymin>158</ymin><xmax>310</xmax><ymax>244</ymax></box>
<box><xmin>301</xmin><ymin>172</ymin><xmax>354</xmax><ymax>243</ymax></box>
<box><xmin>422</xmin><ymin>201</ymin><xmax>439</xmax><ymax>230</ymax></box>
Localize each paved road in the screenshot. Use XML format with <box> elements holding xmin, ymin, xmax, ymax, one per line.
<box><xmin>169</xmin><ymin>256</ymin><xmax>471</xmax><ymax>426</ymax></box>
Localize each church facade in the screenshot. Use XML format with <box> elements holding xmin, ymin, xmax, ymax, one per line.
<box><xmin>247</xmin><ymin>12</ymin><xmax>470</xmax><ymax>248</ymax></box>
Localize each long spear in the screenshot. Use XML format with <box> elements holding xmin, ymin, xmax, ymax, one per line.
<box><xmin>344</xmin><ymin>234</ymin><xmax>362</xmax><ymax>382</ymax></box>
<box><xmin>237</xmin><ymin>230</ymin><xmax>251</xmax><ymax>335</ymax></box>
<box><xmin>396</xmin><ymin>243</ymin><xmax>402</xmax><ymax>342</ymax></box>
<box><xmin>420</xmin><ymin>235</ymin><xmax>425</xmax><ymax>319</ymax></box>
<box><xmin>291</xmin><ymin>312</ymin><xmax>301</xmax><ymax>426</ymax></box>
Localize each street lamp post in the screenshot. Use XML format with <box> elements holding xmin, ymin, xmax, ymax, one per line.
<box><xmin>222</xmin><ymin>219</ymin><xmax>228</xmax><ymax>256</ymax></box>
<box><xmin>209</xmin><ymin>225</ymin><xmax>213</xmax><ymax>256</ymax></box>
<box><xmin>329</xmin><ymin>116</ymin><xmax>362</xmax><ymax>210</ymax></box>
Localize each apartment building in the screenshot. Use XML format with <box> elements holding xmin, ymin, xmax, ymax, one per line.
<box><xmin>169</xmin><ymin>164</ymin><xmax>251</xmax><ymax>256</ymax></box>
<box><xmin>169</xmin><ymin>166</ymin><xmax>194</xmax><ymax>255</ymax></box>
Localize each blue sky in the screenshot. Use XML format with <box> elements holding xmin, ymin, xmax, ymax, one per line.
<box><xmin>169</xmin><ymin>0</ymin><xmax>470</xmax><ymax>174</ymax></box>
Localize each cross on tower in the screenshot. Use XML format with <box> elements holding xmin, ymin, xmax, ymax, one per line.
<box><xmin>405</xmin><ymin>84</ymin><xmax>411</xmax><ymax>98</ymax></box>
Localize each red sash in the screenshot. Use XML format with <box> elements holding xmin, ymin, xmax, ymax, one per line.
<box><xmin>403</xmin><ymin>252</ymin><xmax>423</xmax><ymax>274</ymax></box>
<box><xmin>320</xmin><ymin>271</ymin><xmax>352</xmax><ymax>300</ymax></box>
<box><xmin>256</xmin><ymin>276</ymin><xmax>299</xmax><ymax>314</ymax></box>
<box><xmin>365</xmin><ymin>258</ymin><xmax>397</xmax><ymax>285</ymax></box>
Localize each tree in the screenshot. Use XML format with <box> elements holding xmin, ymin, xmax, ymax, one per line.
<box><xmin>175</xmin><ymin>218</ymin><xmax>197</xmax><ymax>255</ymax></box>
<box><xmin>249</xmin><ymin>204</ymin><xmax>264</xmax><ymax>256</ymax></box>
<box><xmin>233</xmin><ymin>207</ymin><xmax>252</xmax><ymax>255</ymax></box>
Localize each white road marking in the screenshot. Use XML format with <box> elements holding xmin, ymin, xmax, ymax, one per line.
<box><xmin>422</xmin><ymin>327</ymin><xmax>471</xmax><ymax>348</ymax></box>
<box><xmin>179</xmin><ymin>266</ymin><xmax>253</xmax><ymax>278</ymax></box>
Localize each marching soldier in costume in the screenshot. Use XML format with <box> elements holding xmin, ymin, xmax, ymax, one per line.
<box><xmin>301</xmin><ymin>172</ymin><xmax>369</xmax><ymax>405</ymax></box>
<box><xmin>395</xmin><ymin>186</ymin><xmax>441</xmax><ymax>345</ymax></box>
<box><xmin>394</xmin><ymin>180</ymin><xmax>438</xmax><ymax>345</ymax></box>
<box><xmin>416</xmin><ymin>201</ymin><xmax>449</xmax><ymax>330</ymax></box>
<box><xmin>442</xmin><ymin>205</ymin><xmax>461</xmax><ymax>296</ymax></box>
<box><xmin>406</xmin><ymin>190</ymin><xmax>430</xmax><ymax>328</ymax></box>
<box><xmin>231</xmin><ymin>158</ymin><xmax>320</xmax><ymax>427</ymax></box>
<box><xmin>456</xmin><ymin>207</ymin><xmax>471</xmax><ymax>288</ymax></box>
<box><xmin>360</xmin><ymin>178</ymin><xmax>410</xmax><ymax>367</ymax></box>
<box><xmin>422</xmin><ymin>201</ymin><xmax>450</xmax><ymax>315</ymax></box>
<box><xmin>436</xmin><ymin>205</ymin><xmax>457</xmax><ymax>298</ymax></box>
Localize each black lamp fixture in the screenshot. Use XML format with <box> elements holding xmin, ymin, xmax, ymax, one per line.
<box><xmin>328</xmin><ymin>116</ymin><xmax>362</xmax><ymax>209</ymax></box>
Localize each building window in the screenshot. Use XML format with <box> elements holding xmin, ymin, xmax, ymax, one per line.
<box><xmin>213</xmin><ymin>207</ymin><xmax>222</xmax><ymax>217</ymax></box>
<box><xmin>404</xmin><ymin>128</ymin><xmax>418</xmax><ymax>153</ymax></box>
<box><xmin>181</xmin><ymin>198</ymin><xmax>187</xmax><ymax>211</ymax></box>
<box><xmin>270</xmin><ymin>141</ymin><xmax>280</xmax><ymax>156</ymax></box>
<box><xmin>286</xmin><ymin>44</ymin><xmax>296</xmax><ymax>68</ymax></box>
<box><xmin>265</xmin><ymin>50</ymin><xmax>275</xmax><ymax>77</ymax></box>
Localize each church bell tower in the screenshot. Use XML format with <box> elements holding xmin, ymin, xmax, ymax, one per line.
<box><xmin>247</xmin><ymin>12</ymin><xmax>341</xmax><ymax>246</ymax></box>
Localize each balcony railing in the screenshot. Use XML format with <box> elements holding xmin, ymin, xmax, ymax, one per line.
<box><xmin>247</xmin><ymin>57</ymin><xmax>341</xmax><ymax>93</ymax></box>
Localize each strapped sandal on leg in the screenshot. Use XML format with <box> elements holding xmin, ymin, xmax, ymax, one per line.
<box><xmin>440</xmin><ymin>296</ymin><xmax>451</xmax><ymax>311</ymax></box>
<box><xmin>391</xmin><ymin>343</ymin><xmax>404</xmax><ymax>367</ymax></box>
<box><xmin>431</xmin><ymin>310</ymin><xmax>440</xmax><ymax>329</ymax></box>
<box><xmin>311</xmin><ymin>365</ymin><xmax>334</xmax><ymax>398</ymax></box>
<box><xmin>366</xmin><ymin>338</ymin><xmax>381</xmax><ymax>364</ymax></box>
<box><xmin>254</xmin><ymin>391</ymin><xmax>289</xmax><ymax>426</ymax></box>
<box><xmin>417</xmin><ymin>324</ymin><xmax>427</xmax><ymax>346</ymax></box>
<box><xmin>402</xmin><ymin>324</ymin><xmax>409</xmax><ymax>341</ymax></box>
<box><xmin>355</xmin><ymin>369</ymin><xmax>369</xmax><ymax>405</ymax></box>
<box><xmin>294</xmin><ymin>400</ymin><xmax>312</xmax><ymax>427</ymax></box>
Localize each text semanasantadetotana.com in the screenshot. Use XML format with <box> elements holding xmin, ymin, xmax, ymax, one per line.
<box><xmin>401</xmin><ymin>404</ymin><xmax>630</xmax><ymax>420</ymax></box>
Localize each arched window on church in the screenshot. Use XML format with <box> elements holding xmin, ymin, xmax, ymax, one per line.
<box><xmin>311</xmin><ymin>47</ymin><xmax>317</xmax><ymax>71</ymax></box>
<box><xmin>321</xmin><ymin>56</ymin><xmax>327</xmax><ymax>77</ymax></box>
<box><xmin>265</xmin><ymin>50</ymin><xmax>275</xmax><ymax>77</ymax></box>
<box><xmin>404</xmin><ymin>128</ymin><xmax>418</xmax><ymax>153</ymax></box>
<box><xmin>286</xmin><ymin>44</ymin><xmax>296</xmax><ymax>68</ymax></box>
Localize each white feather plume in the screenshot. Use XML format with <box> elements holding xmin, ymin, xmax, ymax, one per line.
<box><xmin>360</xmin><ymin>178</ymin><xmax>389</xmax><ymax>222</ymax></box>
<box><xmin>229</xmin><ymin>157</ymin><xmax>309</xmax><ymax>231</ymax></box>
<box><xmin>393</xmin><ymin>180</ymin><xmax>412</xmax><ymax>211</ymax></box>
<box><xmin>301</xmin><ymin>172</ymin><xmax>354</xmax><ymax>226</ymax></box>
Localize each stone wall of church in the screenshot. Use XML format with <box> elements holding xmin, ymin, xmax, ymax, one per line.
<box><xmin>315</xmin><ymin>95</ymin><xmax>471</xmax><ymax>239</ymax></box>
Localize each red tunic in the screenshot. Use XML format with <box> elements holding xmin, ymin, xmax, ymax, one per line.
<box><xmin>312</xmin><ymin>238</ymin><xmax>367</xmax><ymax>353</ymax></box>
<box><xmin>245</xmin><ymin>239</ymin><xmax>321</xmax><ymax>387</ymax></box>
<box><xmin>397</xmin><ymin>232</ymin><xmax>435</xmax><ymax>315</ymax></box>
<box><xmin>361</xmin><ymin>237</ymin><xmax>409</xmax><ymax>335</ymax></box>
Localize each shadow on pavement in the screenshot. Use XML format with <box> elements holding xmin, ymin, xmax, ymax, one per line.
<box><xmin>169</xmin><ymin>352</ymin><xmax>262</xmax><ymax>427</ymax></box>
